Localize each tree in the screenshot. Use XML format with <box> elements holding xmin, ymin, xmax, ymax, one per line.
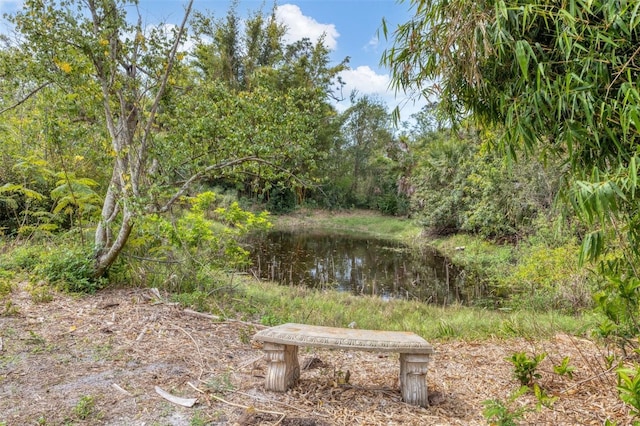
<box><xmin>339</xmin><ymin>94</ymin><xmax>394</xmax><ymax>204</ymax></box>
<box><xmin>7</xmin><ymin>0</ymin><xmax>196</xmax><ymax>277</ymax></box>
<box><xmin>383</xmin><ymin>0</ymin><xmax>640</xmax><ymax>339</ymax></box>
<box><xmin>3</xmin><ymin>0</ymin><xmax>329</xmax><ymax>278</ymax></box>
<box><xmin>191</xmin><ymin>2</ymin><xmax>286</xmax><ymax>90</ymax></box>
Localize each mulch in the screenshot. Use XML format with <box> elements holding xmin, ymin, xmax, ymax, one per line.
<box><xmin>0</xmin><ymin>284</ymin><xmax>634</xmax><ymax>425</ymax></box>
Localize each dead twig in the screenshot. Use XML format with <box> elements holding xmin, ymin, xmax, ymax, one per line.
<box><xmin>135</xmin><ymin>325</ymin><xmax>148</xmax><ymax>342</ymax></box>
<box><xmin>189</xmin><ymin>382</ymin><xmax>287</xmax><ymax>424</ymax></box>
<box><xmin>172</xmin><ymin>324</ymin><xmax>206</xmax><ymax>378</ymax></box>
<box><xmin>232</xmin><ymin>390</ymin><xmax>327</xmax><ymax>416</ymax></box>
<box><xmin>560</xmin><ymin>363</ymin><xmax>619</xmax><ymax>394</ymax></box>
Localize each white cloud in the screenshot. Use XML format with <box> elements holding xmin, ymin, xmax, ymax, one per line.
<box><xmin>336</xmin><ymin>65</ymin><xmax>425</xmax><ymax>120</ymax></box>
<box><xmin>365</xmin><ymin>35</ymin><xmax>379</xmax><ymax>52</ymax></box>
<box><xmin>275</xmin><ymin>4</ymin><xmax>339</xmax><ymax>50</ymax></box>
<box><xmin>339</xmin><ymin>65</ymin><xmax>390</xmax><ymax>96</ymax></box>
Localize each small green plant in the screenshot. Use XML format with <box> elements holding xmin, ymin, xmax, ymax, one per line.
<box><xmin>73</xmin><ymin>395</ymin><xmax>95</xmax><ymax>420</ymax></box>
<box><xmin>532</xmin><ymin>383</ymin><xmax>558</xmax><ymax>409</ymax></box>
<box><xmin>28</xmin><ymin>283</ymin><xmax>54</xmax><ymax>303</ymax></box>
<box><xmin>482</xmin><ymin>386</ymin><xmax>530</xmax><ymax>426</ymax></box>
<box><xmin>190</xmin><ymin>411</ymin><xmax>208</xmax><ymax>426</ymax></box>
<box><xmin>238</xmin><ymin>326</ymin><xmax>255</xmax><ymax>344</ymax></box>
<box><xmin>2</xmin><ymin>300</ymin><xmax>19</xmax><ymax>316</ymax></box>
<box><xmin>205</xmin><ymin>372</ymin><xmax>235</xmax><ymax>394</ymax></box>
<box><xmin>172</xmin><ymin>291</ymin><xmax>211</xmax><ymax>312</ymax></box>
<box><xmin>0</xmin><ymin>274</ymin><xmax>13</xmax><ymax>298</ymax></box>
<box><xmin>260</xmin><ymin>313</ymin><xmax>288</xmax><ymax>326</ymax></box>
<box><xmin>435</xmin><ymin>319</ymin><xmax>456</xmax><ymax>338</ymax></box>
<box><xmin>507</xmin><ymin>351</ymin><xmax>547</xmax><ymax>386</ymax></box>
<box><xmin>26</xmin><ymin>330</ymin><xmax>46</xmax><ymax>346</ymax></box>
<box><xmin>26</xmin><ymin>330</ymin><xmax>54</xmax><ymax>354</ymax></box>
<box><xmin>617</xmin><ymin>366</ymin><xmax>640</xmax><ymax>417</ymax></box>
<box><xmin>553</xmin><ymin>356</ymin><xmax>576</xmax><ymax>379</ymax></box>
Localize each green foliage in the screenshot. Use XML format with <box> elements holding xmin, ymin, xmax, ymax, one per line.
<box><xmin>238</xmin><ymin>277</ymin><xmax>594</xmax><ymax>340</ymax></box>
<box><xmin>503</xmin><ymin>242</ymin><xmax>591</xmax><ymax>312</ymax></box>
<box><xmin>553</xmin><ymin>357</ymin><xmax>576</xmax><ymax>379</ymax></box>
<box><xmin>0</xmin><ymin>244</ymin><xmax>44</xmax><ymax>271</ymax></box>
<box><xmin>172</xmin><ymin>291</ymin><xmax>212</xmax><ymax>313</ymax></box>
<box><xmin>507</xmin><ymin>352</ymin><xmax>547</xmax><ymax>386</ymax></box>
<box><xmin>50</xmin><ymin>173</ymin><xmax>101</xmax><ymax>223</ymax></box>
<box><xmin>617</xmin><ymin>366</ymin><xmax>640</xmax><ymax>418</ymax></box>
<box><xmin>407</xmin><ymin>126</ymin><xmax>562</xmax><ymax>239</ymax></box>
<box><xmin>128</xmin><ymin>191</ymin><xmax>270</xmax><ymax>293</ymax></box>
<box><xmin>593</xmin><ymin>271</ymin><xmax>640</xmax><ymax>348</ymax></box>
<box><xmin>0</xmin><ymin>156</ymin><xmax>57</xmax><ymax>236</ymax></box>
<box><xmin>73</xmin><ymin>395</ymin><xmax>95</xmax><ymax>420</ymax></box>
<box><xmin>482</xmin><ymin>386</ymin><xmax>530</xmax><ymax>426</ymax></box>
<box><xmin>260</xmin><ymin>313</ymin><xmax>290</xmax><ymax>327</ymax></box>
<box><xmin>531</xmin><ymin>382</ymin><xmax>558</xmax><ymax>410</ymax></box>
<box><xmin>27</xmin><ymin>281</ymin><xmax>54</xmax><ymax>303</ymax></box>
<box><xmin>0</xmin><ymin>271</ymin><xmax>14</xmax><ymax>299</ymax></box>
<box><xmin>385</xmin><ymin>0</ymin><xmax>640</xmax><ymax>350</ymax></box>
<box><xmin>265</xmin><ymin>187</ymin><xmax>297</xmax><ymax>214</ymax></box>
<box><xmin>205</xmin><ymin>372</ymin><xmax>235</xmax><ymax>394</ymax></box>
<box><xmin>36</xmin><ymin>247</ymin><xmax>105</xmax><ymax>294</ymax></box>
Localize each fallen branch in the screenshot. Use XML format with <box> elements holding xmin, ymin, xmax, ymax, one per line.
<box><xmin>155</xmin><ymin>386</ymin><xmax>197</xmax><ymax>407</ymax></box>
<box><xmin>183</xmin><ymin>309</ymin><xmax>221</xmax><ymax>321</ymax></box>
<box><xmin>112</xmin><ymin>383</ymin><xmax>132</xmax><ymax>396</ymax></box>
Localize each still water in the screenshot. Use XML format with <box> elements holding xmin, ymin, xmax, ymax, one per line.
<box><xmin>247</xmin><ymin>230</ymin><xmax>485</xmax><ymax>305</ymax></box>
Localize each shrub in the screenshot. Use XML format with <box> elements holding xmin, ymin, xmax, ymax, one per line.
<box><xmin>36</xmin><ymin>247</ymin><xmax>104</xmax><ymax>293</ymax></box>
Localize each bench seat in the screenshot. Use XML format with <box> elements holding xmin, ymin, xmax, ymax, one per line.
<box><xmin>253</xmin><ymin>323</ymin><xmax>434</xmax><ymax>407</ymax></box>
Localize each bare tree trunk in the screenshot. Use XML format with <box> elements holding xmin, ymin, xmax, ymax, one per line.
<box><xmin>92</xmin><ymin>0</ymin><xmax>194</xmax><ymax>278</ymax></box>
<box><xmin>95</xmin><ymin>206</ymin><xmax>134</xmax><ymax>278</ymax></box>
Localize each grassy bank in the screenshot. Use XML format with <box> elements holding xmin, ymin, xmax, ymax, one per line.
<box><xmin>224</xmin><ymin>277</ymin><xmax>598</xmax><ymax>341</ymax></box>
<box><xmin>272</xmin><ymin>209</ymin><xmax>422</xmax><ymax>242</ymax></box>
<box><xmin>223</xmin><ymin>209</ymin><xmax>597</xmax><ymax>339</ymax></box>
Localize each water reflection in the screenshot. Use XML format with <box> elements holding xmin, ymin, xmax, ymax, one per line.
<box><xmin>246</xmin><ymin>230</ymin><xmax>485</xmax><ymax>305</ymax></box>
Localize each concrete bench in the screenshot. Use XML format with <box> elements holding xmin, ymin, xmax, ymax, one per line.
<box><xmin>253</xmin><ymin>323</ymin><xmax>434</xmax><ymax>407</ymax></box>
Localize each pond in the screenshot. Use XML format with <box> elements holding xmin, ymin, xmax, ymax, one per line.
<box><xmin>246</xmin><ymin>230</ymin><xmax>486</xmax><ymax>305</ymax></box>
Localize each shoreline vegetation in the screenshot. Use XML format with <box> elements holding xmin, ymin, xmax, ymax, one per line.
<box><xmin>240</xmin><ymin>209</ymin><xmax>599</xmax><ymax>341</ymax></box>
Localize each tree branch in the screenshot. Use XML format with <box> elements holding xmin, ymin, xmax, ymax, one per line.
<box><xmin>154</xmin><ymin>156</ymin><xmax>260</xmax><ymax>213</ymax></box>
<box><xmin>153</xmin><ymin>155</ymin><xmax>312</xmax><ymax>214</ymax></box>
<box><xmin>0</xmin><ymin>82</ymin><xmax>51</xmax><ymax>115</ymax></box>
<box><xmin>139</xmin><ymin>0</ymin><xmax>194</xmax><ymax>173</ymax></box>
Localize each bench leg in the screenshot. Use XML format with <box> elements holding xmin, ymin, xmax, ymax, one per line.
<box><xmin>400</xmin><ymin>353</ymin><xmax>431</xmax><ymax>407</ymax></box>
<box><xmin>263</xmin><ymin>343</ymin><xmax>300</xmax><ymax>391</ymax></box>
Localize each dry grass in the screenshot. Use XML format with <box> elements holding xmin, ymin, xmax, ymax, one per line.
<box><xmin>0</xmin><ymin>283</ymin><xmax>633</xmax><ymax>425</ymax></box>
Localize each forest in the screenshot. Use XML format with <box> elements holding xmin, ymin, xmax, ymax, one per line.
<box><xmin>1</xmin><ymin>0</ymin><xmax>640</xmax><ymax>424</ymax></box>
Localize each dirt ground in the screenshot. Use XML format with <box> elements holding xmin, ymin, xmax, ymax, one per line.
<box><xmin>0</xmin><ymin>284</ymin><xmax>633</xmax><ymax>425</ymax></box>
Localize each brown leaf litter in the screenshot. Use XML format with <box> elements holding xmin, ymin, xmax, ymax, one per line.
<box><xmin>0</xmin><ymin>284</ymin><xmax>634</xmax><ymax>425</ymax></box>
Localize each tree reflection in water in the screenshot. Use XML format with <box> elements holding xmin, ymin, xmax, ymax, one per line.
<box><xmin>246</xmin><ymin>230</ymin><xmax>487</xmax><ymax>305</ymax></box>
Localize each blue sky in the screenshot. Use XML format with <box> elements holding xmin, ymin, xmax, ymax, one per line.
<box><xmin>0</xmin><ymin>0</ymin><xmax>423</xmax><ymax>118</ymax></box>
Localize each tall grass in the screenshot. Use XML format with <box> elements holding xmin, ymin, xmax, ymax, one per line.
<box><xmin>225</xmin><ymin>277</ymin><xmax>598</xmax><ymax>341</ymax></box>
